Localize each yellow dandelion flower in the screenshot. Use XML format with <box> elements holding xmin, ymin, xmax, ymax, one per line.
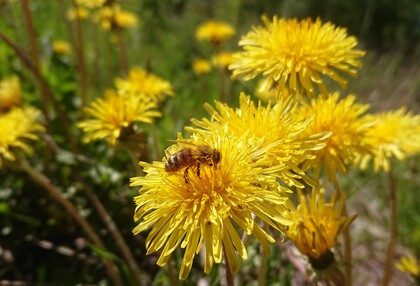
<box><xmin>396</xmin><ymin>253</ymin><xmax>420</xmax><ymax>278</ymax></box>
<box><xmin>358</xmin><ymin>108</ymin><xmax>420</xmax><ymax>172</ymax></box>
<box><xmin>195</xmin><ymin>20</ymin><xmax>235</xmax><ymax>45</ymax></box>
<box><xmin>192</xmin><ymin>58</ymin><xmax>212</xmax><ymax>75</ymax></box>
<box><xmin>52</xmin><ymin>40</ymin><xmax>71</xmax><ymax>55</ymax></box>
<box><xmin>132</xmin><ymin>132</ymin><xmax>291</xmax><ymax>279</ymax></box>
<box><xmin>67</xmin><ymin>7</ymin><xmax>89</xmax><ymax>21</ymax></box>
<box><xmin>75</xmin><ymin>0</ymin><xmax>106</xmax><ymax>9</ymax></box>
<box><xmin>0</xmin><ymin>76</ymin><xmax>22</xmax><ymax>113</ymax></box>
<box><xmin>187</xmin><ymin>93</ymin><xmax>328</xmax><ymax>188</ymax></box>
<box><xmin>115</xmin><ymin>10</ymin><xmax>138</xmax><ymax>28</ymax></box>
<box><xmin>212</xmin><ymin>52</ymin><xmax>236</xmax><ymax>69</ymax></box>
<box><xmin>229</xmin><ymin>16</ymin><xmax>365</xmax><ymax>98</ymax></box>
<box><xmin>0</xmin><ymin>107</ymin><xmax>45</xmax><ymax>168</ymax></box>
<box><xmin>78</xmin><ymin>90</ymin><xmax>161</xmax><ymax>146</ymax></box>
<box><xmin>94</xmin><ymin>5</ymin><xmax>138</xmax><ymax>30</ymax></box>
<box><xmin>295</xmin><ymin>93</ymin><xmax>374</xmax><ymax>183</ymax></box>
<box><xmin>115</xmin><ymin>68</ymin><xmax>173</xmax><ymax>103</ymax></box>
<box><xmin>285</xmin><ymin>186</ymin><xmax>356</xmax><ymax>265</ymax></box>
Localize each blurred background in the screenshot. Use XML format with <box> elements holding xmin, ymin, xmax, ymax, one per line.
<box><xmin>0</xmin><ymin>0</ymin><xmax>419</xmax><ymax>284</ymax></box>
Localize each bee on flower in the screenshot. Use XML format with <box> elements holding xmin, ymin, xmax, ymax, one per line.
<box><xmin>132</xmin><ymin>132</ymin><xmax>291</xmax><ymax>279</ymax></box>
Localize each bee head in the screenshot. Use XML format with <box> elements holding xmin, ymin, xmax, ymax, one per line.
<box><xmin>213</xmin><ymin>150</ymin><xmax>221</xmax><ymax>165</ymax></box>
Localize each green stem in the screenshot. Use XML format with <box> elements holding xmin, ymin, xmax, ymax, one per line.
<box><xmin>19</xmin><ymin>160</ymin><xmax>123</xmax><ymax>286</ymax></box>
<box><xmin>115</xmin><ymin>27</ymin><xmax>128</xmax><ymax>75</ymax></box>
<box><xmin>257</xmin><ymin>244</ymin><xmax>268</xmax><ymax>286</ymax></box>
<box><xmin>334</xmin><ymin>181</ymin><xmax>352</xmax><ymax>286</ymax></box>
<box><xmin>223</xmin><ymin>245</ymin><xmax>235</xmax><ymax>286</ymax></box>
<box><xmin>381</xmin><ymin>166</ymin><xmax>397</xmax><ymax>286</ymax></box>
<box><xmin>167</xmin><ymin>256</ymin><xmax>178</xmax><ymax>286</ymax></box>
<box><xmin>21</xmin><ymin>0</ymin><xmax>40</xmax><ymax>68</ymax></box>
<box><xmin>71</xmin><ymin>0</ymin><xmax>88</xmax><ymax>106</ymax></box>
<box><xmin>20</xmin><ymin>0</ymin><xmax>50</xmax><ymax>127</ymax></box>
<box><xmin>150</xmin><ymin>124</ymin><xmax>160</xmax><ymax>162</ymax></box>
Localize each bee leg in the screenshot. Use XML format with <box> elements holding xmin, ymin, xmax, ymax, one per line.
<box><xmin>184</xmin><ymin>167</ymin><xmax>190</xmax><ymax>183</ymax></box>
<box><xmin>207</xmin><ymin>156</ymin><xmax>213</xmax><ymax>166</ymax></box>
<box><xmin>197</xmin><ymin>162</ymin><xmax>201</xmax><ymax>178</ymax></box>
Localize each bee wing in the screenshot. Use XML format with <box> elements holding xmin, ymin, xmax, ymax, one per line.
<box><xmin>164</xmin><ymin>145</ymin><xmax>179</xmax><ymax>158</ymax></box>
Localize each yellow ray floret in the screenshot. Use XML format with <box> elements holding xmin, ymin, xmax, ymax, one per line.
<box><xmin>396</xmin><ymin>253</ymin><xmax>420</xmax><ymax>278</ymax></box>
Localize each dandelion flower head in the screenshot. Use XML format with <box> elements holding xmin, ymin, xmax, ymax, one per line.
<box><xmin>115</xmin><ymin>68</ymin><xmax>174</xmax><ymax>103</ymax></box>
<box><xmin>192</xmin><ymin>58</ymin><xmax>212</xmax><ymax>75</ymax></box>
<box><xmin>95</xmin><ymin>5</ymin><xmax>138</xmax><ymax>30</ymax></box>
<box><xmin>212</xmin><ymin>52</ymin><xmax>236</xmax><ymax>69</ymax></box>
<box><xmin>188</xmin><ymin>93</ymin><xmax>328</xmax><ymax>188</ymax></box>
<box><xmin>285</xmin><ymin>186</ymin><xmax>356</xmax><ymax>263</ymax></box>
<box><xmin>295</xmin><ymin>93</ymin><xmax>374</xmax><ymax>183</ymax></box>
<box><xmin>52</xmin><ymin>40</ymin><xmax>71</xmax><ymax>55</ymax></box>
<box><xmin>76</xmin><ymin>0</ymin><xmax>106</xmax><ymax>9</ymax></box>
<box><xmin>230</xmin><ymin>17</ymin><xmax>365</xmax><ymax>98</ymax></box>
<box><xmin>132</xmin><ymin>132</ymin><xmax>291</xmax><ymax>279</ymax></box>
<box><xmin>67</xmin><ymin>7</ymin><xmax>89</xmax><ymax>21</ymax></box>
<box><xmin>358</xmin><ymin>107</ymin><xmax>420</xmax><ymax>172</ymax></box>
<box><xmin>0</xmin><ymin>107</ymin><xmax>45</xmax><ymax>168</ymax></box>
<box><xmin>0</xmin><ymin>76</ymin><xmax>22</xmax><ymax>113</ymax></box>
<box><xmin>195</xmin><ymin>20</ymin><xmax>235</xmax><ymax>45</ymax></box>
<box><xmin>78</xmin><ymin>90</ymin><xmax>161</xmax><ymax>146</ymax></box>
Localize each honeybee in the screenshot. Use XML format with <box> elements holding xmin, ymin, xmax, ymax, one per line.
<box><xmin>165</xmin><ymin>145</ymin><xmax>221</xmax><ymax>182</ymax></box>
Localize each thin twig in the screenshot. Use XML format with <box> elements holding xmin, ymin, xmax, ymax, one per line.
<box><xmin>19</xmin><ymin>159</ymin><xmax>123</xmax><ymax>286</ymax></box>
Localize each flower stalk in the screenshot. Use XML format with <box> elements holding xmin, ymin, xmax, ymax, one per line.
<box><xmin>257</xmin><ymin>244</ymin><xmax>269</xmax><ymax>286</ymax></box>
<box><xmin>71</xmin><ymin>0</ymin><xmax>89</xmax><ymax>106</ymax></box>
<box><xmin>115</xmin><ymin>27</ymin><xmax>128</xmax><ymax>75</ymax></box>
<box><xmin>334</xmin><ymin>182</ymin><xmax>353</xmax><ymax>286</ymax></box>
<box><xmin>223</xmin><ymin>245</ymin><xmax>235</xmax><ymax>286</ymax></box>
<box><xmin>381</xmin><ymin>165</ymin><xmax>397</xmax><ymax>286</ymax></box>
